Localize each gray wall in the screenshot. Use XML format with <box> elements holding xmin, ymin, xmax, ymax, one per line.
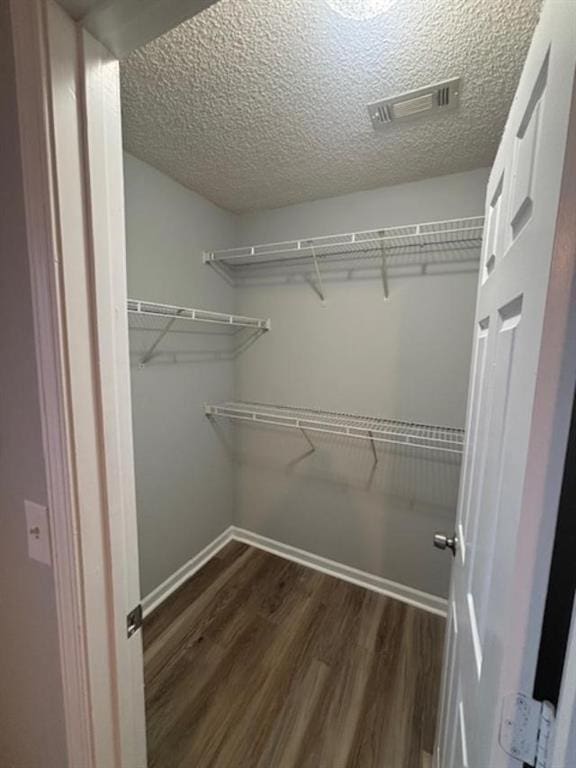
<box><xmin>0</xmin><ymin>3</ymin><xmax>68</xmax><ymax>764</ymax></box>
<box><xmin>234</xmin><ymin>169</ymin><xmax>489</xmax><ymax>598</ymax></box>
<box><xmin>125</xmin><ymin>158</ymin><xmax>487</xmax><ymax>601</ymax></box>
<box><xmin>124</xmin><ymin>153</ymin><xmax>238</xmax><ymax>597</ymax></box>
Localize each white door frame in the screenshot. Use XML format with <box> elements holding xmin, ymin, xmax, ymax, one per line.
<box><xmin>9</xmin><ymin>0</ymin><xmax>576</xmax><ymax>766</ymax></box>
<box><xmin>553</xmin><ymin>593</ymin><xmax>576</xmax><ymax>765</ymax></box>
<box><xmin>11</xmin><ymin>0</ymin><xmax>146</xmax><ymax>765</ymax></box>
<box><xmin>10</xmin><ymin>0</ymin><xmax>95</xmax><ymax>763</ymax></box>
<box><xmin>548</xmin><ymin>70</ymin><xmax>576</xmax><ymax>768</ymax></box>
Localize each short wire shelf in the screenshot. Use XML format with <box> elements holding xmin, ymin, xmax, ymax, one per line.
<box><xmin>128</xmin><ymin>299</ymin><xmax>270</xmax><ymax>330</ymax></box>
<box><xmin>128</xmin><ymin>300</ymin><xmax>271</xmax><ymax>365</ymax></box>
<box><xmin>205</xmin><ymin>401</ymin><xmax>465</xmax><ymax>456</ymax></box>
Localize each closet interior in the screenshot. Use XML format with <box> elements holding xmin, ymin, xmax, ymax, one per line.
<box><xmin>119</xmin><ymin>1</ymin><xmax>542</xmax><ymax>765</ymax></box>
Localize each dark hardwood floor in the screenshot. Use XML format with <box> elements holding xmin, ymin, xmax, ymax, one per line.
<box><xmin>144</xmin><ymin>542</ymin><xmax>445</xmax><ymax>768</ymax></box>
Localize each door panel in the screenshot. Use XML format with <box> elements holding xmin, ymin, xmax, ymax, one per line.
<box><xmin>440</xmin><ymin>604</ymin><xmax>458</xmax><ymax>761</ymax></box>
<box><xmin>483</xmin><ymin>177</ymin><xmax>504</xmax><ymax>281</ymax></box>
<box><xmin>467</xmin><ymin>295</ymin><xmax>523</xmax><ymax>675</ymax></box>
<box><xmin>437</xmin><ymin>2</ymin><xmax>576</xmax><ymax>766</ymax></box>
<box><xmin>455</xmin><ymin>698</ymin><xmax>469</xmax><ymax>768</ymax></box>
<box><xmin>458</xmin><ymin>316</ymin><xmax>490</xmax><ymax>563</ymax></box>
<box><xmin>509</xmin><ymin>52</ymin><xmax>548</xmax><ymax>241</ymax></box>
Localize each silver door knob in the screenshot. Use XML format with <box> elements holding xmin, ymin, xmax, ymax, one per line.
<box><xmin>433</xmin><ymin>532</ymin><xmax>458</xmax><ymax>556</ymax></box>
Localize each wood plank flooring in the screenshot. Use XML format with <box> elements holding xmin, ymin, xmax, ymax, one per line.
<box><xmin>144</xmin><ymin>542</ymin><xmax>445</xmax><ymax>768</ymax></box>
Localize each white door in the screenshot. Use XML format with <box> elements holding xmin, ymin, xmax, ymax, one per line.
<box><xmin>436</xmin><ymin>2</ymin><xmax>576</xmax><ymax>767</ymax></box>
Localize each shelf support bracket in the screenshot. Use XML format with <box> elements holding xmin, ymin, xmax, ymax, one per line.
<box><xmin>310</xmin><ymin>245</ymin><xmax>326</xmax><ymax>303</ymax></box>
<box><xmin>232</xmin><ymin>328</ymin><xmax>266</xmax><ymax>358</ymax></box>
<box><xmin>288</xmin><ymin>426</ymin><xmax>316</xmax><ymax>468</ymax></box>
<box><xmin>378</xmin><ymin>235</ymin><xmax>389</xmax><ymax>300</ymax></box>
<box><xmin>299</xmin><ymin>427</ymin><xmax>315</xmax><ymax>451</ymax></box>
<box><xmin>139</xmin><ymin>310</ymin><xmax>183</xmax><ymax>366</ymax></box>
<box><xmin>368</xmin><ymin>430</ymin><xmax>378</xmax><ymax>465</ymax></box>
<box><xmin>203</xmin><ymin>253</ymin><xmax>236</xmax><ymax>286</ymax></box>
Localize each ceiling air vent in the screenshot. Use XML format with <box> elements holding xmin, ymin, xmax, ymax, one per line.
<box><xmin>367</xmin><ymin>77</ymin><xmax>461</xmax><ymax>130</ymax></box>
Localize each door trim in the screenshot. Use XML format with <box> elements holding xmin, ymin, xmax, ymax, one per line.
<box><xmin>541</xmin><ymin>59</ymin><xmax>576</xmax><ymax>767</ymax></box>
<box><xmin>80</xmin><ymin>25</ymin><xmax>148</xmax><ymax>768</ymax></box>
<box><xmin>11</xmin><ymin>1</ymin><xmax>96</xmax><ymax>765</ymax></box>
<box><xmin>11</xmin><ymin>1</ymin><xmax>147</xmax><ymax>765</ymax></box>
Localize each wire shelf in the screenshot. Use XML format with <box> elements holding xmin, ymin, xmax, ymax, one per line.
<box><xmin>128</xmin><ymin>299</ymin><xmax>270</xmax><ymax>331</ymax></box>
<box><xmin>203</xmin><ymin>216</ymin><xmax>485</xmax><ymax>276</ymax></box>
<box><xmin>128</xmin><ymin>300</ymin><xmax>270</xmax><ymax>365</ymax></box>
<box><xmin>205</xmin><ymin>401</ymin><xmax>465</xmax><ymax>455</ymax></box>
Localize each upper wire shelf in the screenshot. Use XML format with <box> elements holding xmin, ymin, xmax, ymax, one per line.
<box><xmin>205</xmin><ymin>401</ymin><xmax>465</xmax><ymax>456</ymax></box>
<box><xmin>203</xmin><ymin>216</ymin><xmax>485</xmax><ymax>300</ymax></box>
<box><xmin>128</xmin><ymin>299</ymin><xmax>271</xmax><ymax>365</ymax></box>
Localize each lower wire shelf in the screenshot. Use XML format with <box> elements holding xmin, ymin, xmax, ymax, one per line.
<box><xmin>205</xmin><ymin>401</ymin><xmax>465</xmax><ymax>455</ymax></box>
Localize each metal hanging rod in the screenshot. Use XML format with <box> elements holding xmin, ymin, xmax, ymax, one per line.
<box><xmin>128</xmin><ymin>299</ymin><xmax>271</xmax><ymax>366</ymax></box>
<box><xmin>205</xmin><ymin>401</ymin><xmax>465</xmax><ymax>456</ymax></box>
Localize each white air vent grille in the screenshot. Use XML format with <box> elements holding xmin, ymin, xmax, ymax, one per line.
<box><xmin>368</xmin><ymin>78</ymin><xmax>461</xmax><ymax>130</ymax></box>
<box><xmin>437</xmin><ymin>85</ymin><xmax>451</xmax><ymax>107</ymax></box>
<box><xmin>376</xmin><ymin>103</ymin><xmax>393</xmax><ymax>124</ymax></box>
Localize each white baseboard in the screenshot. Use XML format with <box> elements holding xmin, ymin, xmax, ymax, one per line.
<box><xmin>231</xmin><ymin>527</ymin><xmax>448</xmax><ymax>617</ymax></box>
<box><xmin>142</xmin><ymin>525</ymin><xmax>447</xmax><ymax>618</ymax></box>
<box><xmin>142</xmin><ymin>526</ymin><xmax>234</xmax><ymax>617</ymax></box>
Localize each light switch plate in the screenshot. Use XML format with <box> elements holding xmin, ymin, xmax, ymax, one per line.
<box><xmin>25</xmin><ymin>500</ymin><xmax>52</xmax><ymax>566</ymax></box>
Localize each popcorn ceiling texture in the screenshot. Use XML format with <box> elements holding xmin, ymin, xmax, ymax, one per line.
<box><xmin>121</xmin><ymin>0</ymin><xmax>542</xmax><ymax>213</ymax></box>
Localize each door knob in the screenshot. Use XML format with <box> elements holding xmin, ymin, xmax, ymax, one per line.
<box><xmin>433</xmin><ymin>532</ymin><xmax>458</xmax><ymax>556</ymax></box>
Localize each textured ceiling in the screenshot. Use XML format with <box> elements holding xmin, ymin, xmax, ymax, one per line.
<box><xmin>121</xmin><ymin>0</ymin><xmax>542</xmax><ymax>213</ymax></box>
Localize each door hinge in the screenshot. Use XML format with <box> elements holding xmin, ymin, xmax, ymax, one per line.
<box><xmin>127</xmin><ymin>604</ymin><xmax>143</xmax><ymax>638</ymax></box>
<box><xmin>499</xmin><ymin>693</ymin><xmax>555</xmax><ymax>767</ymax></box>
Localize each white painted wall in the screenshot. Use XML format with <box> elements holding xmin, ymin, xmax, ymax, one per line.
<box><xmin>237</xmin><ymin>168</ymin><xmax>490</xmax><ymax>245</ymax></box>
<box><xmin>125</xmin><ymin>157</ymin><xmax>487</xmax><ymax>600</ymax></box>
<box><xmin>124</xmin><ymin>153</ymin><xmax>239</xmax><ymax>597</ymax></box>
<box><xmin>234</xmin><ymin>169</ymin><xmax>489</xmax><ymax>598</ymax></box>
<box><xmin>0</xmin><ymin>3</ymin><xmax>67</xmax><ymax>764</ymax></box>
